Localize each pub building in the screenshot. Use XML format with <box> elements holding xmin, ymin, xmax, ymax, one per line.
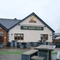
<box><xmin>0</xmin><ymin>12</ymin><xmax>54</xmax><ymax>47</ymax></box>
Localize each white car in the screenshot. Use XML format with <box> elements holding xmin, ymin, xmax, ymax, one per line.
<box><xmin>55</xmin><ymin>37</ymin><xmax>60</xmax><ymax>39</ymax></box>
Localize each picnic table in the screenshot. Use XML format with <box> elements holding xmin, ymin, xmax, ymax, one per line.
<box><xmin>34</xmin><ymin>45</ymin><xmax>55</xmax><ymax>60</ymax></box>
<box><xmin>21</xmin><ymin>49</ymin><xmax>38</xmax><ymax>60</ymax></box>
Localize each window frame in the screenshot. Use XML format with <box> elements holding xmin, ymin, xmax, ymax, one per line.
<box><xmin>41</xmin><ymin>34</ymin><xmax>48</xmax><ymax>40</ymax></box>
<box><xmin>14</xmin><ymin>33</ymin><xmax>24</xmax><ymax>40</ymax></box>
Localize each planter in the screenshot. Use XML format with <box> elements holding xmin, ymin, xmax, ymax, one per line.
<box><xmin>12</xmin><ymin>41</ymin><xmax>17</xmax><ymax>47</ymax></box>
<box><xmin>32</xmin><ymin>42</ymin><xmax>38</xmax><ymax>47</ymax></box>
<box><xmin>0</xmin><ymin>42</ymin><xmax>3</xmax><ymax>48</ymax></box>
<box><xmin>26</xmin><ymin>42</ymin><xmax>31</xmax><ymax>48</ymax></box>
<box><xmin>10</xmin><ymin>42</ymin><xmax>13</xmax><ymax>47</ymax></box>
<box><xmin>19</xmin><ymin>43</ymin><xmax>24</xmax><ymax>49</ymax></box>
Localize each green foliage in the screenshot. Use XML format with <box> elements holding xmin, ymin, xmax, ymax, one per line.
<box><xmin>51</xmin><ymin>52</ymin><xmax>57</xmax><ymax>55</ymax></box>
<box><xmin>0</xmin><ymin>52</ymin><xmax>23</xmax><ymax>54</ymax></box>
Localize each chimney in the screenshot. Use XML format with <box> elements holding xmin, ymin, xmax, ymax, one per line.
<box><xmin>14</xmin><ymin>18</ymin><xmax>17</xmax><ymax>20</ymax></box>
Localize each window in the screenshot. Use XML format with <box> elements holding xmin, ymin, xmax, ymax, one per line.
<box><xmin>14</xmin><ymin>33</ymin><xmax>24</xmax><ymax>40</ymax></box>
<box><xmin>0</xmin><ymin>32</ymin><xmax>4</xmax><ymax>36</ymax></box>
<box><xmin>41</xmin><ymin>34</ymin><xmax>48</xmax><ymax>40</ymax></box>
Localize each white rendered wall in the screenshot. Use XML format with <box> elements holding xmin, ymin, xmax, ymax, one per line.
<box><xmin>8</xmin><ymin>15</ymin><xmax>53</xmax><ymax>42</ymax></box>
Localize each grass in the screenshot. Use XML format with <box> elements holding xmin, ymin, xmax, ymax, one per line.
<box><xmin>0</xmin><ymin>51</ymin><xmax>57</xmax><ymax>55</ymax></box>
<box><xmin>51</xmin><ymin>52</ymin><xmax>57</xmax><ymax>55</ymax></box>
<box><xmin>0</xmin><ymin>52</ymin><xmax>23</xmax><ymax>54</ymax></box>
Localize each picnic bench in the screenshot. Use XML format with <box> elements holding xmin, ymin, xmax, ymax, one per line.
<box><xmin>56</xmin><ymin>52</ymin><xmax>60</xmax><ymax>60</ymax></box>
<box><xmin>21</xmin><ymin>49</ymin><xmax>38</xmax><ymax>60</ymax></box>
<box><xmin>34</xmin><ymin>45</ymin><xmax>55</xmax><ymax>60</ymax></box>
<box><xmin>31</xmin><ymin>56</ymin><xmax>44</xmax><ymax>60</ymax></box>
<box><xmin>21</xmin><ymin>45</ymin><xmax>55</xmax><ymax>60</ymax></box>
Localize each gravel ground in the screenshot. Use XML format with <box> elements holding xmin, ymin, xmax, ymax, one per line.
<box><xmin>0</xmin><ymin>54</ymin><xmax>57</xmax><ymax>60</ymax></box>
<box><xmin>0</xmin><ymin>48</ymin><xmax>59</xmax><ymax>60</ymax></box>
<box><xmin>0</xmin><ymin>54</ymin><xmax>21</xmax><ymax>60</ymax></box>
<box><xmin>52</xmin><ymin>55</ymin><xmax>57</xmax><ymax>60</ymax></box>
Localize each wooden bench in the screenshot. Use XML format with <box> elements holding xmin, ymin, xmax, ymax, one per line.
<box><xmin>21</xmin><ymin>49</ymin><xmax>38</xmax><ymax>60</ymax></box>
<box><xmin>56</xmin><ymin>52</ymin><xmax>60</xmax><ymax>60</ymax></box>
<box><xmin>31</xmin><ymin>56</ymin><xmax>45</xmax><ymax>60</ymax></box>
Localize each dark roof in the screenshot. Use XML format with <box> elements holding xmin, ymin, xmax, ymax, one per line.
<box><xmin>0</xmin><ymin>18</ymin><xmax>20</xmax><ymax>31</ymax></box>
<box><xmin>0</xmin><ymin>23</ymin><xmax>8</xmax><ymax>31</ymax></box>
<box><xmin>0</xmin><ymin>12</ymin><xmax>55</xmax><ymax>32</ymax></box>
<box><xmin>19</xmin><ymin>12</ymin><xmax>55</xmax><ymax>32</ymax></box>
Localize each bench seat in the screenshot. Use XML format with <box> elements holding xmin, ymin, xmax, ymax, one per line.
<box><xmin>21</xmin><ymin>49</ymin><xmax>38</xmax><ymax>60</ymax></box>
<box><xmin>31</xmin><ymin>56</ymin><xmax>45</xmax><ymax>60</ymax></box>
<box><xmin>22</xmin><ymin>49</ymin><xmax>38</xmax><ymax>55</ymax></box>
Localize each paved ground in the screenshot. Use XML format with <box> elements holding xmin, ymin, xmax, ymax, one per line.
<box><xmin>0</xmin><ymin>54</ymin><xmax>21</xmax><ymax>60</ymax></box>
<box><xmin>0</xmin><ymin>47</ymin><xmax>60</xmax><ymax>60</ymax></box>
<box><xmin>0</xmin><ymin>47</ymin><xmax>31</xmax><ymax>60</ymax></box>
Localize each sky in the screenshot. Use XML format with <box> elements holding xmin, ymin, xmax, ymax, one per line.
<box><xmin>0</xmin><ymin>0</ymin><xmax>60</xmax><ymax>33</ymax></box>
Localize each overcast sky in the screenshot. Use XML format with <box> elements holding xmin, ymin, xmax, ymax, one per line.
<box><xmin>0</xmin><ymin>0</ymin><xmax>60</xmax><ymax>33</ymax></box>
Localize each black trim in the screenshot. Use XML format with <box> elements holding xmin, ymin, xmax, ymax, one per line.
<box><xmin>0</xmin><ymin>23</ymin><xmax>8</xmax><ymax>31</ymax></box>
<box><xmin>19</xmin><ymin>12</ymin><xmax>55</xmax><ymax>32</ymax></box>
<box><xmin>1</xmin><ymin>12</ymin><xmax>54</xmax><ymax>32</ymax></box>
<box><xmin>8</xmin><ymin>21</ymin><xmax>21</xmax><ymax>31</ymax></box>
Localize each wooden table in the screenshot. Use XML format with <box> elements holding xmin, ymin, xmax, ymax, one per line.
<box><xmin>34</xmin><ymin>45</ymin><xmax>55</xmax><ymax>60</ymax></box>
<box><xmin>21</xmin><ymin>49</ymin><xmax>38</xmax><ymax>60</ymax></box>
